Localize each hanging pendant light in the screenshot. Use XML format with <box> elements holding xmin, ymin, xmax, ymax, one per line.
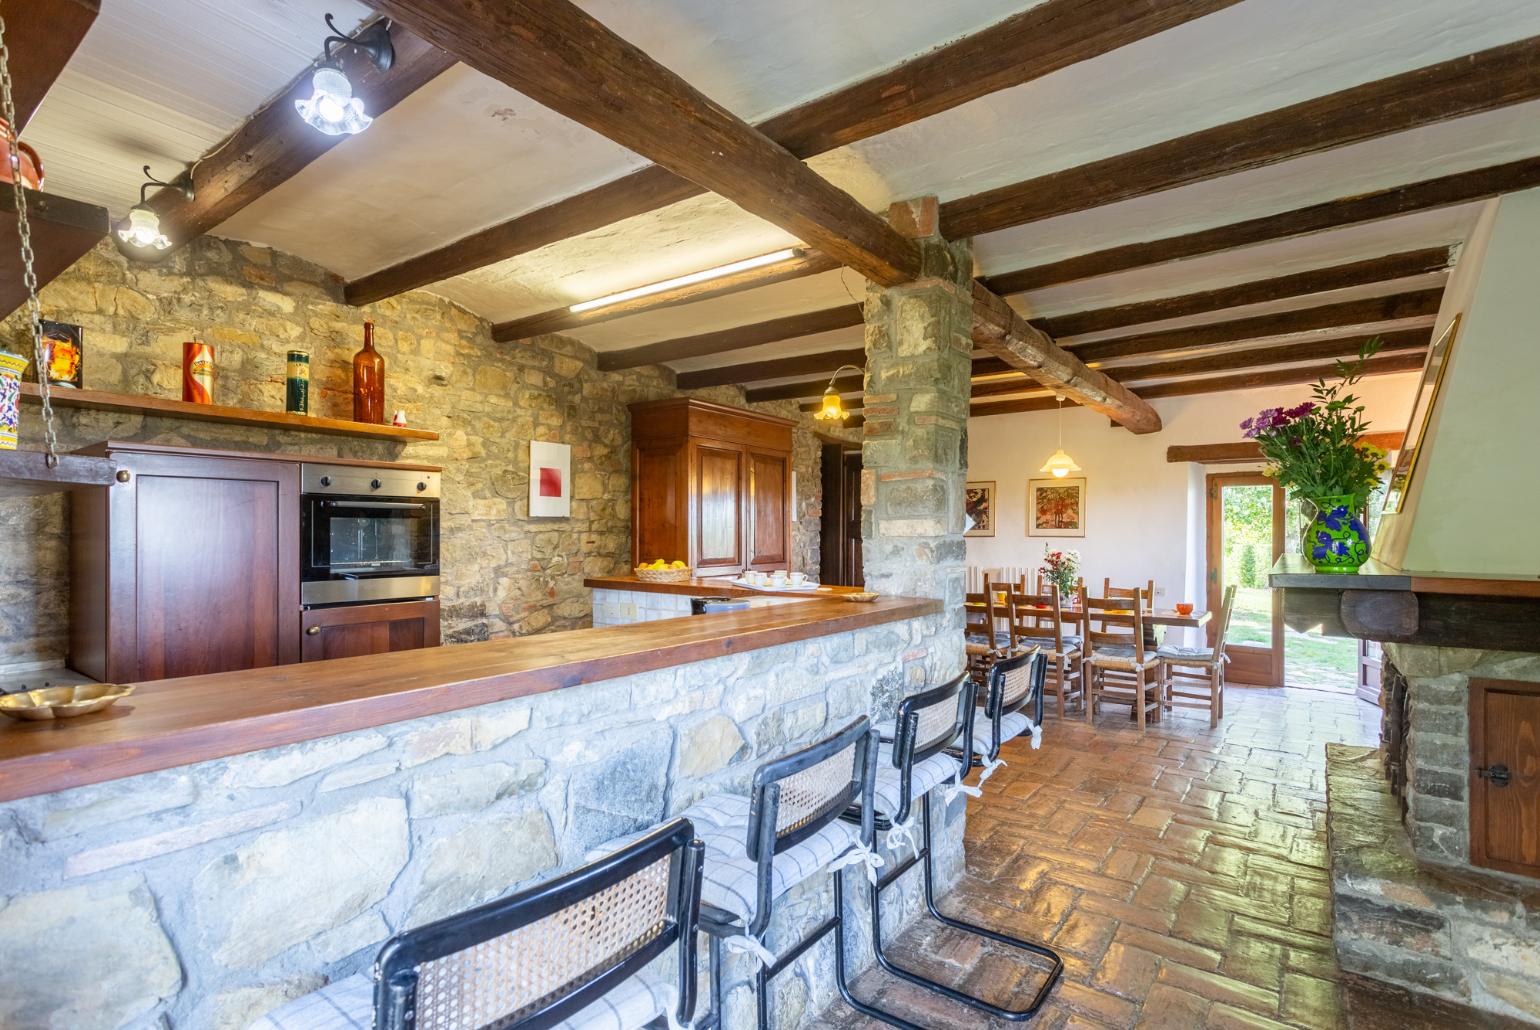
<box><xmin>1040</xmin><ymin>394</ymin><xmax>1081</xmax><ymax>478</ymax></box>
<box><xmin>115</xmin><ymin>165</ymin><xmax>193</xmax><ymax>253</ymax></box>
<box><xmin>295</xmin><ymin>14</ymin><xmax>395</xmax><ymax>137</ymax></box>
<box><xmin>812</xmin><ymin>364</ymin><xmax>863</xmax><ymax>421</ymax></box>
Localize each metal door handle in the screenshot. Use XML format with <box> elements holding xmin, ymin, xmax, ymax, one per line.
<box><xmin>306</xmin><ymin>626</ymin><xmax>321</xmax><ymax>636</ymax></box>
<box><xmin>1477</xmin><ymin>764</ymin><xmax>1511</xmax><ymax>787</ymax></box>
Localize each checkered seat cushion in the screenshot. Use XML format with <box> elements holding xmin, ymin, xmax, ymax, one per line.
<box><xmin>965</xmin><ymin>630</ymin><xmax>1012</xmax><ymax>649</ymax></box>
<box><xmin>1018</xmin><ymin>633</ymin><xmax>1081</xmax><ymax>655</ymax></box>
<box><xmin>1157</xmin><ymin>644</ymin><xmax>1220</xmax><ymax>664</ymax></box>
<box><xmin>1086</xmin><ymin>644</ymin><xmax>1159</xmax><ymax>669</ymax></box>
<box><xmin>679</xmin><ymin>792</ymin><xmax>862</xmax><ymax>925</ymax></box>
<box><xmin>249</xmin><ymin>967</ymin><xmax>678</xmax><ymax>1030</ymax></box>
<box><xmin>968</xmin><ymin>709</ymin><xmax>1032</xmax><ymax>757</ymax></box>
<box><xmin>870</xmin><ymin>742</ymin><xmax>961</xmax><ymax>819</ymax></box>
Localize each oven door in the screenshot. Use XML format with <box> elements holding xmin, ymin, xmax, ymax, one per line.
<box><xmin>301</xmin><ymin>495</ymin><xmax>440</xmax><ymax>604</ymax></box>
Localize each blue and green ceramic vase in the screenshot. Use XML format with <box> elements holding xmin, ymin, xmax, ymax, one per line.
<box><xmin>1304</xmin><ymin>494</ymin><xmax>1369</xmax><ymax>574</ymax></box>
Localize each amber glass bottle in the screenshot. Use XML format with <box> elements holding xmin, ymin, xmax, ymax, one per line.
<box><xmin>352</xmin><ymin>321</ymin><xmax>385</xmax><ymax>424</ymax></box>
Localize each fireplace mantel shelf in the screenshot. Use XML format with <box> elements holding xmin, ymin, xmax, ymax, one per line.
<box><xmin>1270</xmin><ymin>555</ymin><xmax>1540</xmax><ymax>652</ymax></box>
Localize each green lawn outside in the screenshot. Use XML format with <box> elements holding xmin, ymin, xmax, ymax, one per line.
<box><xmin>1227</xmin><ymin>586</ymin><xmax>1356</xmax><ymax>691</ymax></box>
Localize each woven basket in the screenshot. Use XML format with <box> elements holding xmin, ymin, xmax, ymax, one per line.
<box><xmin>634</xmin><ymin>566</ymin><xmax>692</xmax><ymax>583</ymax></box>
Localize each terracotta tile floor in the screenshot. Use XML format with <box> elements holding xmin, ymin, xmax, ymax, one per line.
<box><xmin>815</xmin><ymin>685</ymin><xmax>1515</xmax><ymax>1029</ymax></box>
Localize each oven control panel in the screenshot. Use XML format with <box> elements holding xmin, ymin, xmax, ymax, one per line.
<box><xmin>302</xmin><ymin>463</ymin><xmax>440</xmax><ymax>499</ymax></box>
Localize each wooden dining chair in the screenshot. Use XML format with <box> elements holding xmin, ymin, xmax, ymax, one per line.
<box><xmin>1102</xmin><ymin>578</ymin><xmax>1155</xmax><ymax>610</ymax></box>
<box><xmin>1080</xmin><ymin>587</ymin><xmax>1162</xmax><ymax>731</ymax></box>
<box><xmin>1158</xmin><ymin>585</ymin><xmax>1237</xmax><ymax>727</ymax></box>
<box><xmin>964</xmin><ymin>588</ymin><xmax>1009</xmax><ymax>684</ymax></box>
<box><xmin>1007</xmin><ymin>587</ymin><xmax>1083</xmax><ymax>717</ymax></box>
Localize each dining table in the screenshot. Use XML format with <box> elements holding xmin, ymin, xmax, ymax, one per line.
<box><xmin>966</xmin><ymin>598</ymin><xmax>1212</xmax><ymax>631</ymax></box>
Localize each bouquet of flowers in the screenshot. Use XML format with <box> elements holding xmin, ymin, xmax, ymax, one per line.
<box><xmin>1241</xmin><ymin>337</ymin><xmax>1391</xmax><ymax>504</ymax></box>
<box><xmin>1040</xmin><ymin>544</ymin><xmax>1080</xmax><ymax>597</ymax></box>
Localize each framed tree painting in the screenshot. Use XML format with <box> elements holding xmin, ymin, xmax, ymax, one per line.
<box><xmin>1382</xmin><ymin>314</ymin><xmax>1461</xmax><ymax>515</ymax></box>
<box><xmin>964</xmin><ymin>481</ymin><xmax>995</xmax><ymax>537</ymax></box>
<box><xmin>1028</xmin><ymin>477</ymin><xmax>1086</xmax><ymax>537</ymax></box>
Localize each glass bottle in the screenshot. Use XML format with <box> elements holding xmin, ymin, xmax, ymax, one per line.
<box><xmin>352</xmin><ymin>321</ymin><xmax>385</xmax><ymax>424</ymax></box>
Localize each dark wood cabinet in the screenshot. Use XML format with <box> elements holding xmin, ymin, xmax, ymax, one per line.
<box><xmin>1469</xmin><ymin>677</ymin><xmax>1540</xmax><ymax>878</ymax></box>
<box><xmin>302</xmin><ymin>600</ymin><xmax>440</xmax><ymax>661</ymax></box>
<box><xmin>71</xmin><ymin>443</ymin><xmax>301</xmax><ymax>683</ymax></box>
<box><xmin>630</xmin><ymin>399</ymin><xmax>794</xmax><ymax>575</ymax></box>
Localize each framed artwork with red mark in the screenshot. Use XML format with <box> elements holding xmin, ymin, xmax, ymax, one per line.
<box><xmin>529</xmin><ymin>440</ymin><xmax>572</xmax><ymax>517</ymax></box>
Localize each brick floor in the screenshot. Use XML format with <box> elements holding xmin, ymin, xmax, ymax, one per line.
<box><xmin>814</xmin><ymin>685</ymin><xmax>1524</xmax><ymax>1029</ymax></box>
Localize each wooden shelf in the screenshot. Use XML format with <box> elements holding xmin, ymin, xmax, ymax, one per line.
<box><xmin>19</xmin><ymin>383</ymin><xmax>438</xmax><ymax>442</ymax></box>
<box><xmin>1269</xmin><ymin>554</ymin><xmax>1540</xmax><ymax>598</ymax></box>
<box><xmin>0</xmin><ymin>448</ymin><xmax>121</xmax><ymax>499</ymax></box>
<box><xmin>1</xmin><ymin>188</ymin><xmax>109</xmax><ymax>321</ymax></box>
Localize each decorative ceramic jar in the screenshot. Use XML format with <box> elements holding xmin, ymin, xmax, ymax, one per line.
<box><xmin>1303</xmin><ymin>494</ymin><xmax>1369</xmax><ymax>574</ymax></box>
<box><xmin>0</xmin><ymin>351</ymin><xmax>26</xmax><ymax>450</ymax></box>
<box><xmin>0</xmin><ymin>119</ymin><xmax>44</xmax><ymax>190</ymax></box>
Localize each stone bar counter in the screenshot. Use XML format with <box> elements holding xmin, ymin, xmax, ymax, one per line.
<box><xmin>0</xmin><ymin>594</ymin><xmax>959</xmax><ymax>1030</ymax></box>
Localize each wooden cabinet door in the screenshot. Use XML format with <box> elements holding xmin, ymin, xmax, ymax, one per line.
<box><xmin>124</xmin><ymin>453</ymin><xmax>300</xmax><ymax>681</ymax></box>
<box><xmin>692</xmin><ymin>443</ymin><xmax>744</xmax><ymax>572</ymax></box>
<box><xmin>1470</xmin><ymin>678</ymin><xmax>1540</xmax><ymax>877</ymax></box>
<box><xmin>632</xmin><ymin>443</ymin><xmax>684</xmax><ymax>566</ymax></box>
<box><xmin>302</xmin><ymin>600</ymin><xmax>440</xmax><ymax>661</ymax></box>
<box><xmin>745</xmin><ymin>449</ymin><xmax>790</xmax><ymax>570</ymax></box>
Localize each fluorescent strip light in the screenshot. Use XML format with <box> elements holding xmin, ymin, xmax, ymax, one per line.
<box><xmin>568</xmin><ymin>248</ymin><xmax>800</xmax><ymax>314</ymax></box>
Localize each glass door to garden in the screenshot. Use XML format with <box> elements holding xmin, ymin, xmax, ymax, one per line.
<box><xmin>1207</xmin><ymin>473</ymin><xmax>1283</xmax><ymax>687</ymax></box>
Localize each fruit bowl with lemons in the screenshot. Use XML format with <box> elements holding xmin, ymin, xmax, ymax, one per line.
<box><xmin>634</xmin><ymin>559</ymin><xmax>693</xmax><ymax>583</ymax></box>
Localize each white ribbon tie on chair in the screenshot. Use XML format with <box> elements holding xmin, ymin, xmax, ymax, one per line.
<box><xmin>976</xmin><ymin>755</ymin><xmax>1007</xmax><ymax>787</ymax></box>
<box><xmin>943</xmin><ymin>759</ymin><xmax>984</xmax><ymax>804</ymax></box>
<box><xmin>884</xmin><ymin>814</ymin><xmax>920</xmax><ymax>854</ymax></box>
<box><xmin>723</xmin><ymin>933</ymin><xmax>777</xmax><ymax>969</ymax></box>
<box><xmin>1026</xmin><ymin>715</ymin><xmax>1042</xmax><ymax>749</ymax></box>
<box><xmin>828</xmin><ymin>840</ymin><xmax>886</xmax><ymax>884</ymax></box>
<box><xmin>656</xmin><ymin>985</ymin><xmax>695</xmax><ymax>1030</ymax></box>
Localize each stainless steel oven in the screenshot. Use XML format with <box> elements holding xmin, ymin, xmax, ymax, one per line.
<box><xmin>300</xmin><ymin>463</ymin><xmax>440</xmax><ymax>606</ymax></box>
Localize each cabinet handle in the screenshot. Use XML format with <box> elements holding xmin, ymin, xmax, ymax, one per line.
<box><xmin>306</xmin><ymin>626</ymin><xmax>321</xmax><ymax>636</ymax></box>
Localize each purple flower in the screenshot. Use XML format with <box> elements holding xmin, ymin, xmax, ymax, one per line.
<box><xmin>1284</xmin><ymin>402</ymin><xmax>1316</xmax><ymax>420</ymax></box>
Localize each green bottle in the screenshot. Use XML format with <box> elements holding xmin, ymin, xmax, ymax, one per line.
<box><xmin>285</xmin><ymin>350</ymin><xmax>310</xmax><ymax>415</ymax></box>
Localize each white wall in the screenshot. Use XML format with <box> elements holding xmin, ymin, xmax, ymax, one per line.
<box><xmin>965</xmin><ymin>375</ymin><xmax>1418</xmax><ymax>611</ymax></box>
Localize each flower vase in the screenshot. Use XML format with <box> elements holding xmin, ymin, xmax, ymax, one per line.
<box><xmin>1303</xmin><ymin>494</ymin><xmax>1369</xmax><ymax>574</ymax></box>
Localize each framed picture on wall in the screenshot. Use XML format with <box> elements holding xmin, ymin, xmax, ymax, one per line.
<box><xmin>1382</xmin><ymin>314</ymin><xmax>1461</xmax><ymax>515</ymax></box>
<box><xmin>964</xmin><ymin>481</ymin><xmax>995</xmax><ymax>537</ymax></box>
<box><xmin>1028</xmin><ymin>477</ymin><xmax>1086</xmax><ymax>537</ymax></box>
<box><xmin>529</xmin><ymin>440</ymin><xmax>572</xmax><ymax>517</ymax></box>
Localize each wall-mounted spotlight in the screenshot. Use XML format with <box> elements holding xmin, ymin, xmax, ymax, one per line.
<box><xmin>295</xmin><ymin>14</ymin><xmax>395</xmax><ymax>136</ymax></box>
<box><xmin>115</xmin><ymin>165</ymin><xmax>193</xmax><ymax>252</ymax></box>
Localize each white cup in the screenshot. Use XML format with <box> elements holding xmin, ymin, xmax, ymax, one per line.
<box><xmin>788</xmin><ymin>572</ymin><xmax>807</xmax><ymax>586</ymax></box>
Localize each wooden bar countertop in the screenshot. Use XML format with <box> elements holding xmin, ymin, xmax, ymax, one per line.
<box><xmin>585</xmin><ymin>574</ymin><xmax>870</xmax><ymax>599</ymax></box>
<box><xmin>0</xmin><ymin>594</ymin><xmax>938</xmax><ymax>803</ymax></box>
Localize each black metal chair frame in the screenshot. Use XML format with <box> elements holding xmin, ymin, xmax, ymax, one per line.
<box><xmin>374</xmin><ymin>817</ymin><xmax>704</xmax><ymax>1030</ymax></box>
<box><xmin>697</xmin><ymin>716</ymin><xmax>926</xmax><ymax>1030</ymax></box>
<box><xmin>965</xmin><ymin>647</ymin><xmax>1046</xmax><ymax>772</ymax></box>
<box><xmin>846</xmin><ymin>672</ymin><xmax>1064</xmax><ymax>1023</ymax></box>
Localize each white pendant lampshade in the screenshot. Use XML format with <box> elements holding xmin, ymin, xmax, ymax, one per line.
<box><xmin>1040</xmin><ymin>394</ymin><xmax>1081</xmax><ymax>478</ymax></box>
<box><xmin>295</xmin><ymin>66</ymin><xmax>372</xmax><ymax>136</ymax></box>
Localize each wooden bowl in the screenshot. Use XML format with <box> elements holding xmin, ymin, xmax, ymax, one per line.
<box><xmin>0</xmin><ymin>683</ymin><xmax>133</xmax><ymax>721</ymax></box>
<box><xmin>842</xmin><ymin>591</ymin><xmax>880</xmax><ymax>603</ymax></box>
<box><xmin>634</xmin><ymin>566</ymin><xmax>692</xmax><ymax>583</ymax></box>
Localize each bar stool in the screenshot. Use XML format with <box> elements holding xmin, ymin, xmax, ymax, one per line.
<box><xmin>967</xmin><ymin>647</ymin><xmax>1046</xmax><ymax>788</ymax></box>
<box><xmin>848</xmin><ymin>672</ymin><xmax>1063</xmax><ymax>1022</ymax></box>
<box><xmin>250</xmin><ymin>817</ymin><xmax>704</xmax><ymax>1030</ymax></box>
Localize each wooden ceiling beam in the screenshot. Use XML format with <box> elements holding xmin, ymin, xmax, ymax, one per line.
<box><xmin>5</xmin><ymin>0</ymin><xmax>98</xmax><ymax>132</ymax></box>
<box><xmin>1068</xmin><ymin>289</ymin><xmax>1441</xmax><ymax>363</ymax></box>
<box><xmin>675</xmin><ymin>347</ymin><xmax>866</xmax><ymax>390</ymax></box>
<box><xmin>1167</xmin><ymin>431</ymin><xmax>1405</xmax><ymax>464</ymax></box>
<box><xmin>596</xmin><ymin>303</ymin><xmax>863</xmax><ymax>371</ymax></box>
<box><xmin>366</xmin><ymin>0</ymin><xmax>921</xmax><ymax>287</ymax></box>
<box><xmin>943</xmin><ymin>35</ymin><xmax>1540</xmax><ymax>240</ymax></box>
<box><xmin>970</xmin><ymin>284</ymin><xmax>1162</xmax><ymax>434</ymax></box>
<box><xmin>982</xmin><ymin>157</ymin><xmax>1540</xmax><ymax>296</ymax></box>
<box><xmin>145</xmin><ymin>22</ymin><xmax>455</xmax><ymax>254</ymax></box>
<box><xmin>1</xmin><ymin>188</ymin><xmax>109</xmax><ymax>320</ymax></box>
<box><xmin>345</xmin><ymin>0</ymin><xmax>1239</xmax><ymax>305</ymax></box>
<box><xmin>1038</xmin><ymin>247</ymin><xmax>1453</xmax><ymax>338</ymax></box>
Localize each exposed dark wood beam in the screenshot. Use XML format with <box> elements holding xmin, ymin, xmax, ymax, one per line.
<box><xmin>1</xmin><ymin>188</ymin><xmax>109</xmax><ymax>320</ymax></box>
<box><xmin>597</xmin><ymin>303</ymin><xmax>863</xmax><ymax>371</ymax></box>
<box><xmin>346</xmin><ymin>0</ymin><xmax>1240</xmax><ymax>305</ymax></box>
<box><xmin>970</xmin><ymin>284</ymin><xmax>1162</xmax><ymax>434</ymax></box>
<box><xmin>1167</xmin><ymin>431</ymin><xmax>1405</xmax><ymax>464</ymax></box>
<box><xmin>1037</xmin><ymin>247</ymin><xmax>1452</xmax><ymax>338</ymax></box>
<box><xmin>675</xmin><ymin>348</ymin><xmax>865</xmax><ymax>390</ymax></box>
<box><xmin>982</xmin><ymin>157</ymin><xmax>1540</xmax><ymax>296</ymax></box>
<box><xmin>943</xmin><ymin>36</ymin><xmax>1540</xmax><ymax>240</ymax></box>
<box><xmin>496</xmin><ymin>253</ymin><xmax>841</xmax><ymax>343</ymax></box>
<box><xmin>970</xmin><ymin>328</ymin><xmax>1431</xmax><ymax>399</ymax></box>
<box><xmin>363</xmin><ymin>3</ymin><xmax>920</xmax><ymax>288</ymax></box>
<box><xmin>747</xmin><ymin>373</ymin><xmax>863</xmax><ymax>403</ymax></box>
<box><xmin>1068</xmin><ymin>290</ymin><xmax>1441</xmax><ymax>363</ymax></box>
<box><xmin>145</xmin><ymin>22</ymin><xmax>454</xmax><ymax>253</ymax></box>
<box><xmin>5</xmin><ymin>0</ymin><xmax>98</xmax><ymax>132</ymax></box>
<box><xmin>969</xmin><ymin>350</ymin><xmax>1428</xmax><ymax>418</ymax></box>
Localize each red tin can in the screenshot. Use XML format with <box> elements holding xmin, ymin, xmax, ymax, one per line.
<box><xmin>183</xmin><ymin>341</ymin><xmax>214</xmax><ymax>404</ymax></box>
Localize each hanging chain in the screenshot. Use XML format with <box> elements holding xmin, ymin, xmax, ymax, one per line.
<box><xmin>0</xmin><ymin>5</ymin><xmax>61</xmax><ymax>467</ymax></box>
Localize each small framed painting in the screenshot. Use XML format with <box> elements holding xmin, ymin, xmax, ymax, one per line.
<box><xmin>1382</xmin><ymin>314</ymin><xmax>1461</xmax><ymax>515</ymax></box>
<box><xmin>964</xmin><ymin>481</ymin><xmax>995</xmax><ymax>537</ymax></box>
<box><xmin>1028</xmin><ymin>478</ymin><xmax>1086</xmax><ymax>537</ymax></box>
<box><xmin>529</xmin><ymin>440</ymin><xmax>571</xmax><ymax>518</ymax></box>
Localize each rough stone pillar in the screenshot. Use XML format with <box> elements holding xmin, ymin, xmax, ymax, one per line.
<box><xmin>860</xmin><ymin>197</ymin><xmax>974</xmax><ymax>626</ymax></box>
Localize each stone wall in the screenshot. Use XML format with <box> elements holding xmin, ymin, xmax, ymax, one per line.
<box><xmin>0</xmin><ymin>610</ymin><xmax>957</xmax><ymax>1030</ymax></box>
<box><xmin>0</xmin><ymin>238</ymin><xmax>843</xmax><ymax>669</ymax></box>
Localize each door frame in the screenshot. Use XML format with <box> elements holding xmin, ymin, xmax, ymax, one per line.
<box><xmin>1206</xmin><ymin>472</ymin><xmax>1284</xmax><ymax>687</ymax></box>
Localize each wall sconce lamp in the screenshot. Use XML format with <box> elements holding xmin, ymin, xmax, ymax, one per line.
<box><xmin>115</xmin><ymin>165</ymin><xmax>193</xmax><ymax>252</ymax></box>
<box><xmin>295</xmin><ymin>14</ymin><xmax>395</xmax><ymax>136</ymax></box>
<box><xmin>813</xmin><ymin>364</ymin><xmax>864</xmax><ymax>421</ymax></box>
